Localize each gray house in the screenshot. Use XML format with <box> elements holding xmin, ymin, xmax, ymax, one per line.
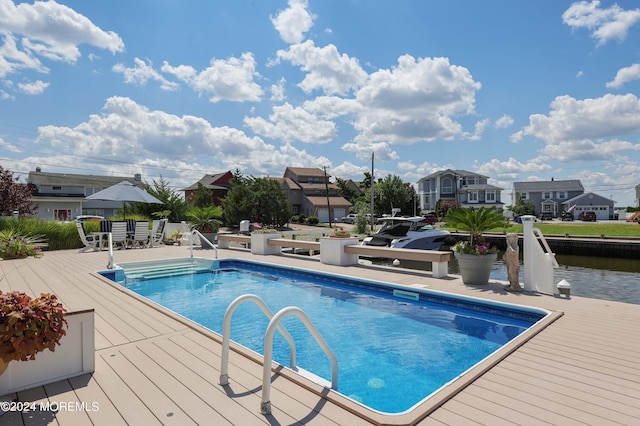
<box><xmin>417</xmin><ymin>169</ymin><xmax>503</xmax><ymax>212</ymax></box>
<box><xmin>512</xmin><ymin>179</ymin><xmax>584</xmax><ymax>217</ymax></box>
<box><xmin>563</xmin><ymin>192</ymin><xmax>615</xmax><ymax>220</ymax></box>
<box><xmin>27</xmin><ymin>169</ymin><xmax>146</xmax><ymax>220</ymax></box>
<box><xmin>512</xmin><ymin>179</ymin><xmax>615</xmax><ymax>219</ymax></box>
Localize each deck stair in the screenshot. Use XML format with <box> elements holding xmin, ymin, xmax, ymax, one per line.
<box><xmin>123</xmin><ymin>262</ymin><xmax>209</xmax><ymax>280</ymax></box>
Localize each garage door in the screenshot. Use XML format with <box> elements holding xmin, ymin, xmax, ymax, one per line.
<box><xmin>333</xmin><ymin>208</ymin><xmax>346</xmax><ymax>222</ymax></box>
<box><xmin>317</xmin><ymin>208</ymin><xmax>329</xmax><ymax>223</ymax></box>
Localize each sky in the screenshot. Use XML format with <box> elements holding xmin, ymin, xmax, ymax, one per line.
<box><xmin>2</xmin><ymin>0</ymin><xmax>640</xmax><ymax>207</ymax></box>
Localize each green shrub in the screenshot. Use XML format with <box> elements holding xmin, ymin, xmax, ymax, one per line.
<box><xmin>306</xmin><ymin>216</ymin><xmax>319</xmax><ymax>225</ymax></box>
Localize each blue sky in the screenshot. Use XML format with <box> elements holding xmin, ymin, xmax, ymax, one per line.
<box><xmin>2</xmin><ymin>0</ymin><xmax>640</xmax><ymax>206</ymax></box>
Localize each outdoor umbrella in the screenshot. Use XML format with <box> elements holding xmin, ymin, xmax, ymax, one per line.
<box><xmin>85</xmin><ymin>180</ymin><xmax>163</xmax><ymax>218</ymax></box>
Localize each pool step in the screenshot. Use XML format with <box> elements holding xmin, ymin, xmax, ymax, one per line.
<box><xmin>124</xmin><ymin>263</ymin><xmax>207</xmax><ymax>280</ymax></box>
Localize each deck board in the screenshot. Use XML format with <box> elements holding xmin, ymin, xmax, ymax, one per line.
<box><xmin>2</xmin><ymin>246</ymin><xmax>640</xmax><ymax>425</ymax></box>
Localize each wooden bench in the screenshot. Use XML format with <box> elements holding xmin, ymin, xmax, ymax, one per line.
<box><xmin>344</xmin><ymin>245</ymin><xmax>451</xmax><ymax>278</ymax></box>
<box><xmin>217</xmin><ymin>234</ymin><xmax>251</xmax><ymax>249</ymax></box>
<box><xmin>267</xmin><ymin>238</ymin><xmax>321</xmax><ymax>251</ymax></box>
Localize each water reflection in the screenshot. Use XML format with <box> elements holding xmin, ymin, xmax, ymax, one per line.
<box><xmin>373</xmin><ymin>253</ymin><xmax>640</xmax><ymax>306</ymax></box>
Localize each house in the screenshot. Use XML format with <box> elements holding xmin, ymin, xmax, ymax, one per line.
<box><xmin>635</xmin><ymin>183</ymin><xmax>640</xmax><ymax>207</ymax></box>
<box><xmin>417</xmin><ymin>169</ymin><xmax>503</xmax><ymax>212</ymax></box>
<box><xmin>27</xmin><ymin>169</ymin><xmax>146</xmax><ymax>220</ymax></box>
<box><xmin>563</xmin><ymin>192</ymin><xmax>615</xmax><ymax>220</ymax></box>
<box><xmin>279</xmin><ymin>167</ymin><xmax>352</xmax><ymax>223</ymax></box>
<box><xmin>512</xmin><ymin>179</ymin><xmax>584</xmax><ymax>218</ymax></box>
<box><xmin>181</xmin><ymin>172</ymin><xmax>233</xmax><ymax>206</ymax></box>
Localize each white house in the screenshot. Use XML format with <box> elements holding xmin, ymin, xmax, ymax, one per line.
<box><xmin>417</xmin><ymin>169</ymin><xmax>503</xmax><ymax>212</ymax></box>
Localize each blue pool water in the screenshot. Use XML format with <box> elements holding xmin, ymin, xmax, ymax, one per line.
<box><xmin>103</xmin><ymin>259</ymin><xmax>547</xmax><ymax>414</ymax></box>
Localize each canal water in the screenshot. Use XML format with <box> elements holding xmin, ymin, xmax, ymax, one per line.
<box><xmin>376</xmin><ymin>254</ymin><xmax>640</xmax><ymax>305</ymax></box>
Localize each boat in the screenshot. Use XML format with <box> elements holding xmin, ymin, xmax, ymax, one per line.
<box><xmin>361</xmin><ymin>216</ymin><xmax>451</xmax><ymax>251</ymax></box>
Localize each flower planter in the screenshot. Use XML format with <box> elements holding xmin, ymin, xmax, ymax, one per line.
<box><xmin>251</xmin><ymin>233</ymin><xmax>282</xmax><ymax>255</ymax></box>
<box><xmin>320</xmin><ymin>237</ymin><xmax>359</xmax><ymax>265</ymax></box>
<box><xmin>198</xmin><ymin>232</ymin><xmax>217</xmax><ymax>249</ymax></box>
<box><xmin>454</xmin><ymin>252</ymin><xmax>497</xmax><ymax>285</ymax></box>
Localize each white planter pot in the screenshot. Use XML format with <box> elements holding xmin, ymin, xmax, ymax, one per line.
<box><xmin>251</xmin><ymin>233</ymin><xmax>282</xmax><ymax>255</ymax></box>
<box><xmin>454</xmin><ymin>252</ymin><xmax>497</xmax><ymax>285</ymax></box>
<box><xmin>320</xmin><ymin>237</ymin><xmax>359</xmax><ymax>265</ymax></box>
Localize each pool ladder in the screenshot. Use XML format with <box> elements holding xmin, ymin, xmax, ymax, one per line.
<box><xmin>218</xmin><ymin>294</ymin><xmax>338</xmax><ymax>415</ymax></box>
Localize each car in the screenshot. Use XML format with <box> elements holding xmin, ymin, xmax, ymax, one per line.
<box><xmin>561</xmin><ymin>211</ymin><xmax>574</xmax><ymax>221</ymax></box>
<box><xmin>539</xmin><ymin>212</ymin><xmax>553</xmax><ymax>221</ymax></box>
<box><xmin>578</xmin><ymin>211</ymin><xmax>597</xmax><ymax>221</ymax></box>
<box><xmin>341</xmin><ymin>214</ymin><xmax>358</xmax><ymax>224</ymax></box>
<box><xmin>422</xmin><ymin>213</ymin><xmax>437</xmax><ymax>224</ymax></box>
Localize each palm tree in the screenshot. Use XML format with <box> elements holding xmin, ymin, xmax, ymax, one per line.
<box><xmin>445</xmin><ymin>206</ymin><xmax>508</xmax><ymax>245</ymax></box>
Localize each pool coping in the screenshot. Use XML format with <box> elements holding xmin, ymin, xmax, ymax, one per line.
<box><xmin>93</xmin><ymin>257</ymin><xmax>564</xmax><ymax>426</ymax></box>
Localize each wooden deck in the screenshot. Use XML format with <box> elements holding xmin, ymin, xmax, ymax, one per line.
<box><xmin>1</xmin><ymin>245</ymin><xmax>640</xmax><ymax>425</ymax></box>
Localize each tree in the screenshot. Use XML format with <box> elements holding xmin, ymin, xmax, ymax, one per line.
<box><xmin>129</xmin><ymin>176</ymin><xmax>186</xmax><ymax>223</ymax></box>
<box><xmin>445</xmin><ymin>206</ymin><xmax>509</xmax><ymax>245</ymax></box>
<box><xmin>192</xmin><ymin>182</ymin><xmax>213</xmax><ymax>207</ymax></box>
<box><xmin>0</xmin><ymin>166</ymin><xmax>35</xmax><ymax>216</ymax></box>
<box><xmin>335</xmin><ymin>177</ymin><xmax>359</xmax><ymax>204</ymax></box>
<box><xmin>373</xmin><ymin>174</ymin><xmax>412</xmax><ymax>216</ymax></box>
<box><xmin>508</xmin><ymin>193</ymin><xmax>536</xmax><ymax>218</ymax></box>
<box><xmin>221</xmin><ymin>171</ymin><xmax>252</xmax><ymax>227</ymax></box>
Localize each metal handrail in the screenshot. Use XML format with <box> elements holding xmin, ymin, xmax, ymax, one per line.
<box><xmin>107</xmin><ymin>232</ymin><xmax>114</xmax><ymax>269</ymax></box>
<box><xmin>219</xmin><ymin>294</ymin><xmax>296</xmax><ymax>386</ymax></box>
<box><xmin>189</xmin><ymin>229</ymin><xmax>218</xmax><ymax>259</ymax></box>
<box><xmin>532</xmin><ymin>227</ymin><xmax>559</xmax><ymax>267</ymax></box>
<box><xmin>260</xmin><ymin>306</ymin><xmax>338</xmax><ymax>415</ymax></box>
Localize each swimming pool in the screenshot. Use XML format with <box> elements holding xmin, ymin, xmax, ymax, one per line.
<box><xmin>100</xmin><ymin>258</ymin><xmax>553</xmax><ymax>416</ymax></box>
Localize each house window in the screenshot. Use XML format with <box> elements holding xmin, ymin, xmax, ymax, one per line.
<box><xmin>557</xmin><ymin>191</ymin><xmax>567</xmax><ymax>199</ymax></box>
<box><xmin>52</xmin><ymin>186</ymin><xmax>62</xmax><ymax>191</ymax></box>
<box><xmin>518</xmin><ymin>192</ymin><xmax>528</xmax><ymax>200</ymax></box>
<box><xmin>486</xmin><ymin>190</ymin><xmax>496</xmax><ymax>202</ymax></box>
<box><xmin>469</xmin><ymin>190</ymin><xmax>478</xmax><ymax>203</ymax></box>
<box><xmin>441</xmin><ymin>178</ymin><xmax>453</xmax><ymax>194</ymax></box>
<box><xmin>543</xmin><ymin>192</ymin><xmax>552</xmax><ymax>199</ymax></box>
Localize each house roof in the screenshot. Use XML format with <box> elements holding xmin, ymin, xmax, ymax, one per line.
<box><xmin>181</xmin><ymin>172</ymin><xmax>230</xmax><ymax>191</ymax></box>
<box><xmin>563</xmin><ymin>192</ymin><xmax>613</xmax><ymax>205</ymax></box>
<box><xmin>417</xmin><ymin>169</ymin><xmax>488</xmax><ymax>182</ymax></box>
<box><xmin>513</xmin><ymin>179</ymin><xmax>584</xmax><ymax>192</ymax></box>
<box><xmin>284</xmin><ymin>167</ymin><xmax>329</xmax><ymax>178</ymax></box>
<box><xmin>28</xmin><ymin>171</ymin><xmax>144</xmax><ymax>188</ymax></box>
<box><xmin>305</xmin><ymin>196</ymin><xmax>352</xmax><ymax>208</ymax></box>
<box><xmin>457</xmin><ymin>183</ymin><xmax>503</xmax><ymax>191</ymax></box>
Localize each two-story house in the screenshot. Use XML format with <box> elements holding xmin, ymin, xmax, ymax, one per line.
<box><xmin>512</xmin><ymin>179</ymin><xmax>583</xmax><ymax>218</ymax></box>
<box><xmin>417</xmin><ymin>169</ymin><xmax>503</xmax><ymax>212</ymax></box>
<box><xmin>512</xmin><ymin>179</ymin><xmax>614</xmax><ymax>219</ymax></box>
<box><xmin>181</xmin><ymin>172</ymin><xmax>233</xmax><ymax>206</ymax></box>
<box><xmin>27</xmin><ymin>168</ymin><xmax>147</xmax><ymax>220</ymax></box>
<box><xmin>277</xmin><ymin>167</ymin><xmax>351</xmax><ymax>223</ymax></box>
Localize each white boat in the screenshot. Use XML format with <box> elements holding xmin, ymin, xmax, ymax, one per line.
<box><xmin>361</xmin><ymin>216</ymin><xmax>450</xmax><ymax>251</ymax></box>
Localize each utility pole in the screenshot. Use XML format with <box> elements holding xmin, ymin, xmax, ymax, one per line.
<box><xmin>324</xmin><ymin>166</ymin><xmax>332</xmax><ymax>228</ymax></box>
<box><xmin>370</xmin><ymin>152</ymin><xmax>375</xmax><ymax>231</ymax></box>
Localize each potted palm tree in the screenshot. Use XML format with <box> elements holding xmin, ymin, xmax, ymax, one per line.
<box><xmin>186</xmin><ymin>205</ymin><xmax>223</xmax><ymax>248</ymax></box>
<box><xmin>0</xmin><ymin>291</ymin><xmax>68</xmax><ymax>375</ymax></box>
<box><xmin>445</xmin><ymin>206</ymin><xmax>509</xmax><ymax>285</ymax></box>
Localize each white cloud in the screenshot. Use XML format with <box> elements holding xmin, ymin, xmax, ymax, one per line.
<box><xmin>162</xmin><ymin>52</ymin><xmax>263</xmax><ymax>103</ymax></box>
<box><xmin>475</xmin><ymin>157</ymin><xmax>553</xmax><ymax>178</ymax></box>
<box><xmin>341</xmin><ymin>140</ymin><xmax>398</xmax><ymax>162</ymax></box>
<box><xmin>0</xmin><ymin>137</ymin><xmax>21</xmax><ymax>153</ymax></box>
<box><xmin>270</xmin><ymin>0</ymin><xmax>315</xmax><ymax>44</ymax></box>
<box><xmin>113</xmin><ymin>58</ymin><xmax>180</xmax><ymax>91</ymax></box>
<box><xmin>0</xmin><ymin>33</ymin><xmax>48</xmax><ymax>78</ymax></box>
<box><xmin>275</xmin><ymin>40</ymin><xmax>368</xmax><ymax>95</ymax></box>
<box><xmin>17</xmin><ymin>79</ymin><xmax>49</xmax><ymax>94</ymax></box>
<box><xmin>563</xmin><ymin>0</ymin><xmax>640</xmax><ymax>46</ymax></box>
<box><xmin>353</xmin><ymin>55</ymin><xmax>481</xmax><ymax>145</ymax></box>
<box><xmin>606</xmin><ymin>63</ymin><xmax>640</xmax><ymax>88</ymax></box>
<box><xmin>31</xmin><ymin>96</ymin><xmax>336</xmax><ymax>178</ymax></box>
<box><xmin>243</xmin><ymin>102</ymin><xmax>336</xmax><ymax>143</ymax></box>
<box><xmin>494</xmin><ymin>114</ymin><xmax>514</xmax><ymax>129</ymax></box>
<box><xmin>270</xmin><ymin>77</ymin><xmax>287</xmax><ymax>101</ymax></box>
<box><xmin>518</xmin><ymin>94</ymin><xmax>640</xmax><ymax>144</ymax></box>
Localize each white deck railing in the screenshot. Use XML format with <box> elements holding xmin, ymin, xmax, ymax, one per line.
<box><xmin>521</xmin><ymin>215</ymin><xmax>559</xmax><ymax>295</ymax></box>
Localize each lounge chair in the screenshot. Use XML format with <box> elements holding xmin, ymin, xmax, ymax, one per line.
<box><xmin>76</xmin><ymin>222</ymin><xmax>100</xmax><ymax>252</ymax></box>
<box><xmin>129</xmin><ymin>221</ymin><xmax>149</xmax><ymax>248</ymax></box>
<box><xmin>111</xmin><ymin>222</ymin><xmax>128</xmax><ymax>250</ymax></box>
<box><xmin>150</xmin><ymin>219</ymin><xmax>167</xmax><ymax>246</ymax></box>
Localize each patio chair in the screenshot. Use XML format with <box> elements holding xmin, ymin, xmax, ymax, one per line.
<box><xmin>129</xmin><ymin>221</ymin><xmax>149</xmax><ymax>248</ymax></box>
<box><xmin>150</xmin><ymin>219</ymin><xmax>168</xmax><ymax>246</ymax></box>
<box><xmin>76</xmin><ymin>222</ymin><xmax>100</xmax><ymax>252</ymax></box>
<box><xmin>111</xmin><ymin>222</ymin><xmax>128</xmax><ymax>250</ymax></box>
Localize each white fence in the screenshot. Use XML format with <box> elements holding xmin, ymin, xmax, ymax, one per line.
<box><xmin>521</xmin><ymin>216</ymin><xmax>559</xmax><ymax>295</ymax></box>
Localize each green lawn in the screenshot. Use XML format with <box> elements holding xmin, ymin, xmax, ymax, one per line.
<box><xmin>446</xmin><ymin>221</ymin><xmax>640</xmax><ymax>238</ymax></box>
